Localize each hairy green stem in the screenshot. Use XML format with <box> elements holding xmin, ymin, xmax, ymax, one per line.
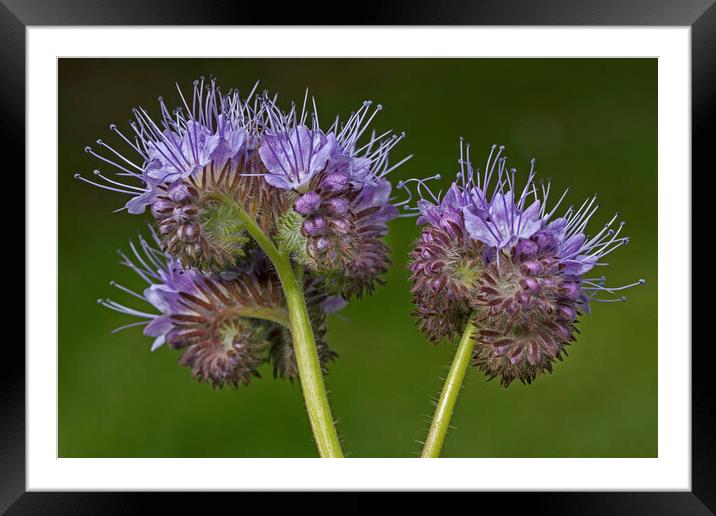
<box><xmin>421</xmin><ymin>320</ymin><xmax>477</xmax><ymax>458</ymax></box>
<box><xmin>228</xmin><ymin>197</ymin><xmax>343</xmax><ymax>458</ymax></box>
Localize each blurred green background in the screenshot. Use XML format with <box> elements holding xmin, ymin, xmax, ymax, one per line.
<box><xmin>59</xmin><ymin>58</ymin><xmax>657</xmax><ymax>458</ymax></box>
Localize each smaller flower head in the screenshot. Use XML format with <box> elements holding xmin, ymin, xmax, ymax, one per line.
<box><xmin>77</xmin><ymin>78</ymin><xmax>293</xmax><ymax>270</ymax></box>
<box><xmin>270</xmin><ymin>97</ymin><xmax>411</xmax><ymax>298</ymax></box>
<box><xmin>101</xmin><ymin>229</ymin><xmax>338</xmax><ymax>388</ymax></box>
<box><xmin>404</xmin><ymin>141</ymin><xmax>644</xmax><ymax>386</ymax></box>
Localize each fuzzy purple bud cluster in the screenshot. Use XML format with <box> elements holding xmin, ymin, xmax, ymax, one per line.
<box><xmin>81</xmin><ymin>77</ymin><xmax>410</xmax><ymax>387</ymax></box>
<box><xmin>100</xmin><ymin>232</ymin><xmax>337</xmax><ymax>388</ymax></box>
<box><xmin>405</xmin><ymin>142</ymin><xmax>643</xmax><ymax>386</ymax></box>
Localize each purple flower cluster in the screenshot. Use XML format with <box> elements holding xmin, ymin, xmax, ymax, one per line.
<box><xmin>80</xmin><ymin>78</ymin><xmax>410</xmax><ymax>386</ymax></box>
<box><xmin>100</xmin><ymin>230</ymin><xmax>337</xmax><ymax>387</ymax></box>
<box><xmin>405</xmin><ymin>142</ymin><xmax>643</xmax><ymax>386</ymax></box>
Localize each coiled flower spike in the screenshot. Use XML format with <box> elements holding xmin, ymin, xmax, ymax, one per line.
<box><xmin>101</xmin><ymin>229</ymin><xmax>339</xmax><ymax>388</ymax></box>
<box><xmin>404</xmin><ymin>141</ymin><xmax>645</xmax><ymax>387</ymax></box>
<box><xmin>266</xmin><ymin>96</ymin><xmax>410</xmax><ymax>297</ymax></box>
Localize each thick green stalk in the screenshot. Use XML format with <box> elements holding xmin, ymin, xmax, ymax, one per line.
<box><xmin>229</xmin><ymin>197</ymin><xmax>343</xmax><ymax>458</ymax></box>
<box><xmin>421</xmin><ymin>320</ymin><xmax>477</xmax><ymax>458</ymax></box>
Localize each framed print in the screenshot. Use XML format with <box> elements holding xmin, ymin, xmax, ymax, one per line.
<box><xmin>4</xmin><ymin>0</ymin><xmax>712</xmax><ymax>512</ymax></box>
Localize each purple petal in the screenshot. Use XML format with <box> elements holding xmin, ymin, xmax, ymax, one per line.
<box><xmin>354</xmin><ymin>180</ymin><xmax>398</xmax><ymax>224</ymax></box>
<box><xmin>441</xmin><ymin>183</ymin><xmax>468</xmax><ymax>211</ymax></box>
<box><xmin>416</xmin><ymin>200</ymin><xmax>442</xmax><ymax>226</ymax></box>
<box><xmin>562</xmin><ymin>233</ymin><xmax>586</xmax><ymax>257</ymax></box>
<box><xmin>205</xmin><ymin>126</ymin><xmax>246</xmax><ymax>165</ymax></box>
<box><xmin>349</xmin><ymin>157</ymin><xmax>371</xmax><ymax>181</ymax></box>
<box><xmin>463</xmin><ymin>205</ymin><xmax>500</xmax><ymax>248</ymax></box>
<box><xmin>262</xmin><ymin>171</ymin><xmax>296</xmax><ymax>190</ymax></box>
<box><xmin>144</xmin><ymin>284</ymin><xmax>182</xmax><ymax>314</ymax></box>
<box><xmin>144</xmin><ymin>314</ymin><xmax>172</xmax><ymax>337</ymax></box>
<box><xmin>489</xmin><ymin>192</ymin><xmax>514</xmax><ymax>231</ymax></box>
<box><xmin>150</xmin><ymin>335</ymin><xmax>166</xmax><ymax>351</ymax></box>
<box><xmin>259</xmin><ymin>126</ymin><xmax>335</xmax><ymax>190</ymax></box>
<box><xmin>546</xmin><ymin>217</ymin><xmax>568</xmax><ymax>242</ymax></box>
<box><xmin>517</xmin><ymin>200</ymin><xmax>542</xmax><ymax>239</ymax></box>
<box><xmin>322</xmin><ymin>296</ymin><xmax>347</xmax><ymax>314</ymax></box>
<box><xmin>125</xmin><ymin>190</ymin><xmax>156</xmax><ymax>215</ymax></box>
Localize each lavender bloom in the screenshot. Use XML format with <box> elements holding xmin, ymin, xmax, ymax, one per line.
<box><xmin>463</xmin><ymin>191</ymin><xmax>542</xmax><ymax>249</ymax></box>
<box><xmin>415</xmin><ymin>182</ymin><xmax>470</xmax><ymax>227</ymax></box>
<box><xmin>77</xmin><ymin>78</ymin><xmax>250</xmax><ymax>215</ymax></box>
<box><xmin>101</xmin><ymin>230</ymin><xmax>338</xmax><ymax>387</ymax></box>
<box><xmin>76</xmin><ymin>78</ymin><xmax>290</xmax><ymax>270</ymax></box>
<box><xmin>405</xmin><ymin>142</ymin><xmax>644</xmax><ymax>386</ymax></box>
<box><xmin>259</xmin><ymin>125</ymin><xmax>335</xmax><ymax>190</ymax></box>
<box><xmin>269</xmin><ymin>98</ymin><xmax>411</xmax><ymax>297</ymax></box>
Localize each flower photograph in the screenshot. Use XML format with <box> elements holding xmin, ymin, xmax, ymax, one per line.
<box><xmin>59</xmin><ymin>58</ymin><xmax>656</xmax><ymax>458</ymax></box>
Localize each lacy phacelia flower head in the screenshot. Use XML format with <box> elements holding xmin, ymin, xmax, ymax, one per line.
<box><xmin>77</xmin><ymin>79</ymin><xmax>410</xmax><ymax>298</ymax></box>
<box><xmin>405</xmin><ymin>141</ymin><xmax>644</xmax><ymax>386</ymax></box>
<box><xmin>76</xmin><ymin>78</ymin><xmax>287</xmax><ymax>270</ymax></box>
<box><xmin>100</xmin><ymin>230</ymin><xmax>338</xmax><ymax>388</ymax></box>
<box><xmin>268</xmin><ymin>97</ymin><xmax>409</xmax><ymax>298</ymax></box>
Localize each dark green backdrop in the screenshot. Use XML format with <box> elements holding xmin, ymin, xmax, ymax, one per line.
<box><xmin>59</xmin><ymin>58</ymin><xmax>657</xmax><ymax>458</ymax></box>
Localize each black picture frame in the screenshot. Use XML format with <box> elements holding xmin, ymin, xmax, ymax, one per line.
<box><xmin>4</xmin><ymin>0</ymin><xmax>711</xmax><ymax>512</ymax></box>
